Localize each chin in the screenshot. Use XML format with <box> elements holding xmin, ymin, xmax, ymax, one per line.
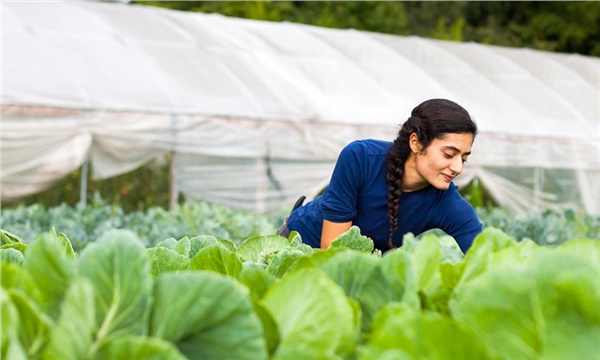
<box><xmin>432</xmin><ymin>182</ymin><xmax>451</xmax><ymax>190</ymax></box>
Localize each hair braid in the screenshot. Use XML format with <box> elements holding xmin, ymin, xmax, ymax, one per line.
<box><xmin>386</xmin><ymin>120</ymin><xmax>414</xmax><ymax>249</ymax></box>
<box><xmin>386</xmin><ymin>142</ymin><xmax>403</xmax><ymax>249</ymax></box>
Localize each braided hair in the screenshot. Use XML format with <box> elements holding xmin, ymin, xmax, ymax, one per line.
<box><xmin>386</xmin><ymin>99</ymin><xmax>478</xmax><ymax>249</ymax></box>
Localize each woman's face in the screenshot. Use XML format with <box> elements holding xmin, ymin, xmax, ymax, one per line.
<box><xmin>411</xmin><ymin>132</ymin><xmax>474</xmax><ymax>191</ymax></box>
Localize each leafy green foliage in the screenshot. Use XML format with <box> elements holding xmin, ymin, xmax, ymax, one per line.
<box><xmin>189</xmin><ymin>245</ymin><xmax>243</xmax><ymax>278</ymax></box>
<box><xmin>2</xmin><ymin>224</ymin><xmax>600</xmax><ymax>359</ymax></box>
<box><xmin>236</xmin><ymin>235</ymin><xmax>290</xmax><ymax>263</ymax></box>
<box><xmin>43</xmin><ymin>279</ymin><xmax>96</xmax><ymax>360</ymax></box>
<box><xmin>0</xmin><ymin>248</ymin><xmax>24</xmax><ymax>265</ymax></box>
<box><xmin>0</xmin><ymin>198</ymin><xmax>279</xmax><ymax>252</ymax></box>
<box><xmin>450</xmin><ymin>241</ymin><xmax>600</xmax><ymax>359</ymax></box>
<box><xmin>262</xmin><ymin>268</ymin><xmax>359</xmax><ymax>359</ymax></box>
<box><xmin>134</xmin><ymin>1</ymin><xmax>410</xmax><ymax>36</ymax></box>
<box><xmin>462</xmin><ymin>2</ymin><xmax>600</xmax><ymax>56</ymax></box>
<box><xmin>147</xmin><ymin>247</ymin><xmax>190</xmax><ymax>278</ymax></box>
<box><xmin>2</xmin><ymin>199</ymin><xmax>599</xmax><ymax>257</ymax></box>
<box><xmin>1</xmin><ymin>228</ymin><xmax>25</xmax><ymax>245</ymax></box>
<box><xmin>329</xmin><ymin>226</ymin><xmax>375</xmax><ymax>252</ymax></box>
<box><xmin>360</xmin><ymin>303</ymin><xmax>490</xmax><ymax>360</ymax></box>
<box><xmin>150</xmin><ymin>272</ymin><xmax>268</xmax><ymax>360</ymax></box>
<box><xmin>22</xmin><ymin>234</ymin><xmax>76</xmax><ymax>319</ymax></box>
<box><xmin>1</xmin><ymin>157</ymin><xmax>172</xmax><ymax>213</ymax></box>
<box><xmin>95</xmin><ymin>336</ymin><xmax>187</xmax><ymax>360</ymax></box>
<box><xmin>476</xmin><ymin>207</ymin><xmax>600</xmax><ymax>246</ymax></box>
<box><xmin>130</xmin><ymin>1</ymin><xmax>599</xmax><ymax>57</ymax></box>
<box><xmin>78</xmin><ymin>230</ymin><xmax>153</xmax><ymax>353</ymax></box>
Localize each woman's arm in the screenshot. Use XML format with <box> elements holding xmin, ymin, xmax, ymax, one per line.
<box><xmin>321</xmin><ymin>219</ymin><xmax>352</xmax><ymax>249</ymax></box>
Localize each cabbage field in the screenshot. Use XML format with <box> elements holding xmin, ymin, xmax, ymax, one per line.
<box><xmin>2</xmin><ymin>224</ymin><xmax>599</xmax><ymax>359</ymax></box>
<box><xmin>2</xmin><ymin>199</ymin><xmax>600</xmax><ymax>252</ymax></box>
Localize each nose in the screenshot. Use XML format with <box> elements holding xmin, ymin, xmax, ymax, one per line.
<box><xmin>449</xmin><ymin>157</ymin><xmax>463</xmax><ymax>175</ymax></box>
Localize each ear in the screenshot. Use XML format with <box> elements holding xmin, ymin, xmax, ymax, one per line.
<box><xmin>409</xmin><ymin>133</ymin><xmax>422</xmax><ymax>153</ymax></box>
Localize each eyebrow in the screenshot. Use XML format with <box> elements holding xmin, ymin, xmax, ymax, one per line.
<box><xmin>443</xmin><ymin>145</ymin><xmax>471</xmax><ymax>156</ymax></box>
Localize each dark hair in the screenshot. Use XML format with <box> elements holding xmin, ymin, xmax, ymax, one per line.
<box><xmin>386</xmin><ymin>98</ymin><xmax>477</xmax><ymax>249</ymax></box>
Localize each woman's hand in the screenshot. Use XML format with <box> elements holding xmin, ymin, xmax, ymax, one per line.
<box><xmin>321</xmin><ymin>220</ymin><xmax>352</xmax><ymax>249</ymax></box>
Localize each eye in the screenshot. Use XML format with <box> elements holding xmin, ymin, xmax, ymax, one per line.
<box><xmin>444</xmin><ymin>153</ymin><xmax>453</xmax><ymax>159</ymax></box>
<box><xmin>462</xmin><ymin>158</ymin><xmax>468</xmax><ymax>164</ymax></box>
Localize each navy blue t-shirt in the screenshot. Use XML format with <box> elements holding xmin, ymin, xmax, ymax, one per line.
<box><xmin>286</xmin><ymin>139</ymin><xmax>482</xmax><ymax>253</ymax></box>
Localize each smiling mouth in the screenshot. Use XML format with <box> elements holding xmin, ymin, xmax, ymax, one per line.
<box><xmin>442</xmin><ymin>174</ymin><xmax>454</xmax><ymax>182</ymax></box>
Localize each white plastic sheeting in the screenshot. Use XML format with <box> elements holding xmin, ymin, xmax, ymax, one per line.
<box><xmin>2</xmin><ymin>1</ymin><xmax>599</xmax><ymax>214</ymax></box>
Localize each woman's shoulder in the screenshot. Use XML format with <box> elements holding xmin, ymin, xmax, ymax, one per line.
<box><xmin>426</xmin><ymin>182</ymin><xmax>460</xmax><ymax>198</ymax></box>
<box><xmin>406</xmin><ymin>183</ymin><xmax>479</xmax><ymax>239</ymax></box>
<box><xmin>432</xmin><ymin>182</ymin><xmax>476</xmax><ymax>212</ymax></box>
<box><xmin>344</xmin><ymin>139</ymin><xmax>392</xmax><ymax>156</ymax></box>
<box><xmin>411</xmin><ymin>183</ymin><xmax>467</xmax><ymax>206</ymax></box>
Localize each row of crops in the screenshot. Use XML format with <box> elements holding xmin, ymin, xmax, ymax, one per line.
<box><xmin>2</xmin><ymin>221</ymin><xmax>599</xmax><ymax>359</ymax></box>
<box><xmin>2</xmin><ymin>198</ymin><xmax>600</xmax><ymax>251</ymax></box>
<box><xmin>0</xmin><ymin>197</ymin><xmax>281</xmax><ymax>252</ymax></box>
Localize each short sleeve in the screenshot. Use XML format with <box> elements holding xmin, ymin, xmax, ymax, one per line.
<box><xmin>321</xmin><ymin>141</ymin><xmax>365</xmax><ymax>222</ymax></box>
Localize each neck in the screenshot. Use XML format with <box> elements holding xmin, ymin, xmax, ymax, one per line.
<box><xmin>401</xmin><ymin>155</ymin><xmax>428</xmax><ymax>192</ymax></box>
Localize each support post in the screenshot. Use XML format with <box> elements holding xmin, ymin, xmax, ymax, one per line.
<box><xmin>533</xmin><ymin>167</ymin><xmax>544</xmax><ymax>211</ymax></box>
<box><xmin>79</xmin><ymin>156</ymin><xmax>89</xmax><ymax>208</ymax></box>
<box><xmin>169</xmin><ymin>151</ymin><xmax>178</xmax><ymax>210</ymax></box>
<box><xmin>169</xmin><ymin>114</ymin><xmax>179</xmax><ymax>211</ymax></box>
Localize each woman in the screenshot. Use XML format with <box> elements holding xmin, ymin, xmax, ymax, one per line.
<box><xmin>279</xmin><ymin>98</ymin><xmax>482</xmax><ymax>253</ymax></box>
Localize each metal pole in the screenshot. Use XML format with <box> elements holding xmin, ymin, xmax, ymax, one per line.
<box><xmin>169</xmin><ymin>151</ymin><xmax>178</xmax><ymax>210</ymax></box>
<box><xmin>79</xmin><ymin>156</ymin><xmax>89</xmax><ymax>207</ymax></box>
<box><xmin>169</xmin><ymin>114</ymin><xmax>178</xmax><ymax>210</ymax></box>
<box><xmin>533</xmin><ymin>167</ymin><xmax>543</xmax><ymax>211</ymax></box>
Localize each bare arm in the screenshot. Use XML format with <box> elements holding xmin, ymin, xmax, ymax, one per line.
<box><xmin>321</xmin><ymin>219</ymin><xmax>352</xmax><ymax>249</ymax></box>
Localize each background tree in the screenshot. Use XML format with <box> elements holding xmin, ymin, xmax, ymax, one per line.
<box><xmin>461</xmin><ymin>2</ymin><xmax>600</xmax><ymax>55</ymax></box>
<box><xmin>133</xmin><ymin>1</ymin><xmax>600</xmax><ymax>56</ymax></box>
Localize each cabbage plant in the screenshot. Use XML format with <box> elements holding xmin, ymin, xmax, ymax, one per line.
<box><xmin>1</xmin><ymin>226</ymin><xmax>599</xmax><ymax>359</ymax></box>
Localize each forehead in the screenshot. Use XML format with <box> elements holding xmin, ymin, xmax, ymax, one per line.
<box><xmin>431</xmin><ymin>133</ymin><xmax>474</xmax><ymax>153</ymax></box>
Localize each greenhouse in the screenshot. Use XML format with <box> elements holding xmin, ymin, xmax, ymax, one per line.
<box><xmin>2</xmin><ymin>1</ymin><xmax>599</xmax><ymax>214</ymax></box>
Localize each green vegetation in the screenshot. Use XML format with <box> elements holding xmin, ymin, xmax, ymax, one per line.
<box><xmin>1</xmin><ymin>157</ymin><xmax>173</xmax><ymax>213</ymax></box>
<box><xmin>134</xmin><ymin>1</ymin><xmax>600</xmax><ymax>57</ymax></box>
<box><xmin>2</xmin><ymin>225</ymin><xmax>599</xmax><ymax>358</ymax></box>
<box><xmin>0</xmin><ymin>196</ymin><xmax>281</xmax><ymax>253</ymax></box>
<box><xmin>1</xmin><ymin>198</ymin><xmax>598</xmax><ymax>255</ymax></box>
<box><xmin>476</xmin><ymin>207</ymin><xmax>600</xmax><ymax>246</ymax></box>
<box><xmin>4</xmin><ymin>12</ymin><xmax>596</xmax><ymax>358</ymax></box>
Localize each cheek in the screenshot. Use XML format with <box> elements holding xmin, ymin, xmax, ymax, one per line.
<box><xmin>418</xmin><ymin>156</ymin><xmax>441</xmax><ymax>175</ymax></box>
<box><xmin>425</xmin><ymin>155</ymin><xmax>446</xmax><ymax>171</ymax></box>
<box><xmin>437</xmin><ymin>158</ymin><xmax>451</xmax><ymax>169</ymax></box>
